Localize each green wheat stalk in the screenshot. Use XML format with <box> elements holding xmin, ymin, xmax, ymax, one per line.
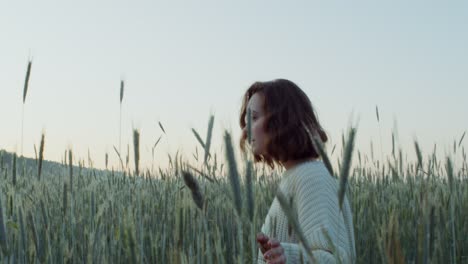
<box><xmin>113</xmin><ymin>145</ymin><xmax>125</xmax><ymax>171</ymax></box>
<box><xmin>69</xmin><ymin>149</ymin><xmax>73</xmax><ymax>194</ymax></box>
<box><xmin>192</xmin><ymin>128</ymin><xmax>206</xmax><ymax>149</ymax></box>
<box><xmin>12</xmin><ymin>153</ymin><xmax>17</xmax><ymax>186</ymax></box>
<box><xmin>133</xmin><ymin>129</ymin><xmax>140</xmax><ymax>176</ymax></box>
<box><xmin>204</xmin><ymin>115</ymin><xmax>215</xmax><ymax>165</ymax></box>
<box><xmin>224</xmin><ymin>131</ymin><xmax>242</xmax><ymax>215</ymax></box>
<box><xmin>18</xmin><ymin>207</ymin><xmax>26</xmax><ymax>260</ymax></box>
<box><xmin>458</xmin><ymin>131</ymin><xmax>466</xmax><ymax>148</ymax></box>
<box><xmin>21</xmin><ymin>60</ymin><xmax>32</xmax><ymax>157</ymax></box>
<box><xmin>37</xmin><ymin>132</ymin><xmax>45</xmax><ymax>181</ymax></box>
<box><xmin>338</xmin><ymin>127</ymin><xmax>356</xmax><ymax>210</ymax></box>
<box><xmin>0</xmin><ymin>193</ymin><xmax>8</xmax><ymax>256</ymax></box>
<box><xmin>245</xmin><ymin>160</ymin><xmax>254</xmax><ymax>222</ymax></box>
<box><xmin>376</xmin><ymin>105</ymin><xmax>384</xmax><ymax>163</ymax></box>
<box><xmin>182</xmin><ymin>170</ymin><xmax>204</xmax><ymax>210</ymax></box>
<box><xmin>414</xmin><ymin>141</ymin><xmax>423</xmax><ymax>173</ymax></box>
<box><xmin>302</xmin><ymin>122</ymin><xmax>335</xmax><ymax>177</ymax></box>
<box><xmin>445</xmin><ymin>157</ymin><xmax>456</xmax><ymax>263</ymax></box>
<box><xmin>158</xmin><ymin>121</ymin><xmax>166</xmax><ymax>134</ymax></box>
<box><xmin>224</xmin><ymin>131</ymin><xmax>244</xmax><ymax>264</ymax></box>
<box><xmin>247</xmin><ymin>109</ymin><xmax>252</xmax><ymax>144</ymax></box>
<box><xmin>119</xmin><ymin>79</ymin><xmax>124</xmax><ymax>158</ymax></box>
<box><xmin>105</xmin><ymin>152</ymin><xmax>109</xmax><ymax>170</ymax></box>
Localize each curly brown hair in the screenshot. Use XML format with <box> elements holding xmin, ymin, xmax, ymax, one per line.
<box><xmin>239</xmin><ymin>79</ymin><xmax>328</xmax><ymax>168</ymax></box>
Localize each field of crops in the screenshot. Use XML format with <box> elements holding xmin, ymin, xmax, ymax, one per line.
<box><xmin>0</xmin><ymin>128</ymin><xmax>467</xmax><ymax>264</ymax></box>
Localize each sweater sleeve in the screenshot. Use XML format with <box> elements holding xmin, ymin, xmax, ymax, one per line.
<box><xmin>280</xmin><ymin>173</ymin><xmax>351</xmax><ymax>263</ymax></box>
<box><xmin>281</xmin><ymin>242</ymin><xmax>336</xmax><ymax>263</ymax></box>
<box><xmin>257</xmin><ymin>244</ymin><xmax>336</xmax><ymax>264</ymax></box>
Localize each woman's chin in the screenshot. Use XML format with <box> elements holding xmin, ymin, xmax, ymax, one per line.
<box><xmin>251</xmin><ymin>149</ymin><xmax>259</xmax><ymax>156</ymax></box>
<box><xmin>252</xmin><ymin>149</ymin><xmax>265</xmax><ymax>157</ymax></box>
<box><xmin>250</xmin><ymin>144</ymin><xmax>266</xmax><ymax>156</ymax></box>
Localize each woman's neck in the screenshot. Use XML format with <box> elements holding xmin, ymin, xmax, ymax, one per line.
<box><xmin>282</xmin><ymin>157</ymin><xmax>317</xmax><ymax>170</ymax></box>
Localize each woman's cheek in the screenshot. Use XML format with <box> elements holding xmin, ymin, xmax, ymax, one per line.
<box><xmin>251</xmin><ymin>122</ymin><xmax>258</xmax><ymax>138</ymax></box>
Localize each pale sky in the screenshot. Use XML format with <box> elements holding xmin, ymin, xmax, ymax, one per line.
<box><xmin>1</xmin><ymin>1</ymin><xmax>467</xmax><ymax>172</ymax></box>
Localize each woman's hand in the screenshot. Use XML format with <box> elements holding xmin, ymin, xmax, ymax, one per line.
<box><xmin>256</xmin><ymin>232</ymin><xmax>271</xmax><ymax>254</ymax></box>
<box><xmin>257</xmin><ymin>233</ymin><xmax>286</xmax><ymax>264</ymax></box>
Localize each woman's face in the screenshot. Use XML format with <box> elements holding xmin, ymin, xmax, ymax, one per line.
<box><xmin>244</xmin><ymin>93</ymin><xmax>268</xmax><ymax>156</ymax></box>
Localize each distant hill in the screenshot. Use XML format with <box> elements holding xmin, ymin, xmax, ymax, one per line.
<box><xmin>0</xmin><ymin>149</ymin><xmax>119</xmax><ymax>178</ymax></box>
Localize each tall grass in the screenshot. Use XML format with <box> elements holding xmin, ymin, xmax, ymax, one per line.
<box><xmin>0</xmin><ymin>121</ymin><xmax>467</xmax><ymax>263</ymax></box>
<box><xmin>0</xmin><ymin>142</ymin><xmax>466</xmax><ymax>263</ymax></box>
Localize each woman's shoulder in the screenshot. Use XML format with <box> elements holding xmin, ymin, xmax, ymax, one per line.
<box><xmin>281</xmin><ymin>160</ymin><xmax>336</xmax><ymax>194</ymax></box>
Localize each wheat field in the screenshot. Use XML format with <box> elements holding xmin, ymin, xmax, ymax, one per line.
<box><xmin>0</xmin><ymin>125</ymin><xmax>467</xmax><ymax>263</ymax></box>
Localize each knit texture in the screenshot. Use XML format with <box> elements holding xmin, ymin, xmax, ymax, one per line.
<box><xmin>257</xmin><ymin>160</ymin><xmax>356</xmax><ymax>263</ymax></box>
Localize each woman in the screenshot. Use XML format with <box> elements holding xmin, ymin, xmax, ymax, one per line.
<box><xmin>239</xmin><ymin>79</ymin><xmax>356</xmax><ymax>263</ymax></box>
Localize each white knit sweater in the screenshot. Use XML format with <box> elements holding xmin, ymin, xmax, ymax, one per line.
<box><xmin>257</xmin><ymin>160</ymin><xmax>356</xmax><ymax>263</ymax></box>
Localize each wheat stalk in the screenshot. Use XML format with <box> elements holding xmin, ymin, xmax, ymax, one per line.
<box><xmin>302</xmin><ymin>122</ymin><xmax>335</xmax><ymax>177</ymax></box>
<box><xmin>458</xmin><ymin>131</ymin><xmax>466</xmax><ymax>148</ymax></box>
<box><xmin>224</xmin><ymin>131</ymin><xmax>242</xmax><ymax>215</ymax></box>
<box><xmin>18</xmin><ymin>207</ymin><xmax>26</xmax><ymax>260</ymax></box>
<box><xmin>133</xmin><ymin>129</ymin><xmax>140</xmax><ymax>176</ymax></box>
<box><xmin>182</xmin><ymin>170</ymin><xmax>204</xmax><ymax>210</ymax></box>
<box><xmin>21</xmin><ymin>60</ymin><xmax>32</xmax><ymax>156</ymax></box>
<box><xmin>245</xmin><ymin>160</ymin><xmax>254</xmax><ymax>222</ymax></box>
<box><xmin>113</xmin><ymin>145</ymin><xmax>125</xmax><ymax>170</ymax></box>
<box><xmin>69</xmin><ymin>149</ymin><xmax>73</xmax><ymax>194</ymax></box>
<box><xmin>119</xmin><ymin>79</ymin><xmax>124</xmax><ymax>158</ymax></box>
<box><xmin>338</xmin><ymin>127</ymin><xmax>356</xmax><ymax>210</ymax></box>
<box><xmin>0</xmin><ymin>193</ymin><xmax>8</xmax><ymax>256</ymax></box>
<box><xmin>105</xmin><ymin>152</ymin><xmax>109</xmax><ymax>170</ymax></box>
<box><xmin>247</xmin><ymin>109</ymin><xmax>252</xmax><ymax>144</ymax></box>
<box><xmin>376</xmin><ymin>105</ymin><xmax>384</xmax><ymax>162</ymax></box>
<box><xmin>415</xmin><ymin>141</ymin><xmax>423</xmax><ymax>172</ymax></box>
<box><xmin>204</xmin><ymin>115</ymin><xmax>215</xmax><ymax>165</ymax></box>
<box><xmin>158</xmin><ymin>121</ymin><xmax>166</xmax><ymax>134</ymax></box>
<box><xmin>12</xmin><ymin>153</ymin><xmax>17</xmax><ymax>186</ymax></box>
<box><xmin>192</xmin><ymin>128</ymin><xmax>206</xmax><ymax>149</ymax></box>
<box><xmin>37</xmin><ymin>132</ymin><xmax>45</xmax><ymax>181</ymax></box>
<box><xmin>224</xmin><ymin>131</ymin><xmax>244</xmax><ymax>264</ymax></box>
